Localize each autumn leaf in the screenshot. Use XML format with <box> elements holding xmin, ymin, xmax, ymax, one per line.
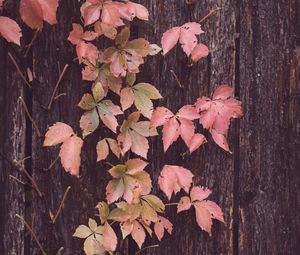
<box><xmin>43</xmin><ymin>122</ymin><xmax>83</xmax><ymax>177</ymax></box>
<box><xmin>81</xmin><ymin>0</ymin><xmax>149</xmax><ymax>27</ymax></box>
<box><xmin>117</xmin><ymin>111</ymin><xmax>158</xmax><ymax>158</ymax></box>
<box><xmin>158</xmin><ymin>165</ymin><xmax>194</xmax><ymax>200</ymax></box>
<box><xmin>96</xmin><ymin>138</ymin><xmax>120</xmax><ymax>161</ymax></box>
<box><xmin>0</xmin><ymin>16</ymin><xmax>22</xmax><ymax>45</ymax></box>
<box><xmin>195</xmin><ymin>85</ymin><xmax>243</xmax><ymax>152</ymax></box>
<box><xmin>106</xmin><ymin>159</ymin><xmax>152</xmax><ymax>204</ymax></box>
<box><xmin>151</xmin><ymin>105</ymin><xmax>205</xmax><ymax>152</ymax></box>
<box><xmin>120</xmin><ymin>82</ymin><xmax>162</xmax><ymax>118</ymax></box>
<box><xmin>102</xmin><ymin>27</ymin><xmax>152</xmax><ymax>77</ymax></box>
<box><xmin>19</xmin><ymin>0</ymin><xmax>59</xmax><ymax>30</ymax></box>
<box><xmin>191</xmin><ymin>43</ymin><xmax>209</xmax><ymax>62</ymax></box>
<box><xmin>78</xmin><ymin>82</ymin><xmax>123</xmax><ymax>136</ymax></box>
<box><xmin>176</xmin><ymin>186</ymin><xmax>225</xmax><ymax>235</ymax></box>
<box><xmin>161</xmin><ymin>22</ymin><xmax>205</xmax><ymax>56</ymax></box>
<box><xmin>154</xmin><ymin>216</ymin><xmax>173</xmax><ymax>241</ymax></box>
<box><xmin>73</xmin><ymin>219</ymin><xmax>106</xmax><ymax>254</ymax></box>
<box><xmin>68</xmin><ymin>23</ymin><xmax>99</xmax><ymax>63</ymax></box>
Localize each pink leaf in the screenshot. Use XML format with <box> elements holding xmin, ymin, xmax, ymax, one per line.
<box><xmin>203</xmin><ymin>200</ymin><xmax>225</xmax><ymax>223</ymax></box>
<box><xmin>131</xmin><ymin>221</ymin><xmax>146</xmax><ymax>249</ymax></box>
<box><xmin>36</xmin><ymin>0</ymin><xmax>58</xmax><ymax>25</ymax></box>
<box><xmin>120</xmin><ymin>87</ymin><xmax>135</xmax><ymax>111</ymax></box>
<box><xmin>126</xmin><ymin>2</ymin><xmax>149</xmax><ymax>21</ymax></box>
<box><xmin>176</xmin><ymin>105</ymin><xmax>200</xmax><ymax>120</ymax></box>
<box><xmin>162</xmin><ymin>22</ymin><xmax>204</xmax><ymax>56</ymax></box>
<box><xmin>43</xmin><ymin>122</ymin><xmax>74</xmax><ymax>146</ymax></box>
<box><xmin>154</xmin><ymin>216</ymin><xmax>173</xmax><ymax>241</ymax></box>
<box><xmin>190</xmin><ymin>186</ymin><xmax>212</xmax><ymax>202</ymax></box>
<box><xmin>158</xmin><ymin>165</ymin><xmax>194</xmax><ymax>200</ymax></box>
<box><xmin>102</xmin><ymin>222</ymin><xmax>117</xmax><ymax>252</ymax></box>
<box><xmin>130</xmin><ymin>131</ymin><xmax>149</xmax><ymax>159</ymax></box>
<box><xmin>179</xmin><ymin>118</ymin><xmax>195</xmax><ymax>146</ymax></box>
<box><xmin>120</xmin><ymin>221</ymin><xmax>133</xmax><ymax>239</ymax></box>
<box><xmin>194</xmin><ymin>201</ymin><xmax>213</xmax><ymax>235</ymax></box>
<box><xmin>212</xmin><ymin>85</ymin><xmax>234</xmax><ymax>100</ymax></box>
<box><xmin>59</xmin><ymin>136</ymin><xmax>83</xmax><ymax>177</ymax></box>
<box><xmin>150</xmin><ymin>107</ymin><xmax>174</xmax><ymax>127</ymax></box>
<box><xmin>162</xmin><ymin>118</ymin><xmax>180</xmax><ymax>152</ymax></box>
<box><xmin>177</xmin><ymin>196</ymin><xmax>191</xmax><ymax>213</ymax></box>
<box><xmin>191</xmin><ymin>43</ymin><xmax>209</xmax><ymax>62</ymax></box>
<box><xmin>96</xmin><ymin>139</ymin><xmax>109</xmax><ymax>162</ymax></box>
<box><xmin>0</xmin><ymin>16</ymin><xmax>22</xmax><ymax>45</ymax></box>
<box><xmin>210</xmin><ymin>129</ymin><xmax>232</xmax><ymax>153</ymax></box>
<box><xmin>19</xmin><ymin>0</ymin><xmax>43</xmax><ymax>30</ymax></box>
<box><xmin>188</xmin><ymin>133</ymin><xmax>206</xmax><ymax>153</ymax></box>
<box><xmin>161</xmin><ymin>26</ymin><xmax>181</xmax><ymax>55</ymax></box>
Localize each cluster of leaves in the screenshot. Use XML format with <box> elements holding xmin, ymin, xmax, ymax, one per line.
<box><xmin>0</xmin><ymin>0</ymin><xmax>59</xmax><ymax>45</ymax></box>
<box><xmin>38</xmin><ymin>0</ymin><xmax>243</xmax><ymax>254</ymax></box>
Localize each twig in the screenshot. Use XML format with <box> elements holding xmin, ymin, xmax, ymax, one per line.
<box><xmin>18</xmin><ymin>97</ymin><xmax>42</xmax><ymax>137</ymax></box>
<box><xmin>8</xmin><ymin>52</ymin><xmax>32</xmax><ymax>88</ymax></box>
<box><xmin>47</xmin><ymin>64</ymin><xmax>69</xmax><ymax>110</ymax></box>
<box><xmin>170</xmin><ymin>70</ymin><xmax>183</xmax><ymax>88</ymax></box>
<box><xmin>13</xmin><ymin>159</ymin><xmax>43</xmax><ymax>197</ymax></box>
<box><xmin>105</xmin><ymin>162</ymin><xmax>114</xmax><ymax>167</ymax></box>
<box><xmin>44</xmin><ymin>155</ymin><xmax>59</xmax><ymax>171</ymax></box>
<box><xmin>135</xmin><ymin>244</ymin><xmax>159</xmax><ymax>255</ymax></box>
<box><xmin>24</xmin><ymin>30</ymin><xmax>39</xmax><ymax>58</ymax></box>
<box><xmin>9</xmin><ymin>174</ymin><xmax>26</xmax><ymax>185</ymax></box>
<box><xmin>56</xmin><ymin>247</ymin><xmax>64</xmax><ymax>255</ymax></box>
<box><xmin>164</xmin><ymin>203</ymin><xmax>178</xmax><ymax>206</ymax></box>
<box><xmin>52</xmin><ymin>186</ymin><xmax>71</xmax><ymax>224</ymax></box>
<box><xmin>199</xmin><ymin>7</ymin><xmax>221</xmax><ymax>23</ymax></box>
<box><xmin>54</xmin><ymin>93</ymin><xmax>67</xmax><ymax>101</ymax></box>
<box><xmin>15</xmin><ymin>214</ymin><xmax>47</xmax><ymax>255</ymax></box>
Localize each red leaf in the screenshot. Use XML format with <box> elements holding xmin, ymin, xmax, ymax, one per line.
<box><xmin>0</xmin><ymin>16</ymin><xmax>22</xmax><ymax>45</ymax></box>
<box><xmin>59</xmin><ymin>136</ymin><xmax>83</xmax><ymax>177</ymax></box>
<box><xmin>211</xmin><ymin>129</ymin><xmax>231</xmax><ymax>153</ymax></box>
<box><xmin>158</xmin><ymin>165</ymin><xmax>194</xmax><ymax>200</ymax></box>
<box><xmin>190</xmin><ymin>186</ymin><xmax>212</xmax><ymax>202</ymax></box>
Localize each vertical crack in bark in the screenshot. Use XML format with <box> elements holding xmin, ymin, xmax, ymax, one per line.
<box><xmin>233</xmin><ymin>0</ymin><xmax>241</xmax><ymax>254</ymax></box>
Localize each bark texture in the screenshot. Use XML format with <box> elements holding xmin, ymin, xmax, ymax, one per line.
<box><xmin>0</xmin><ymin>0</ymin><xmax>299</xmax><ymax>255</ymax></box>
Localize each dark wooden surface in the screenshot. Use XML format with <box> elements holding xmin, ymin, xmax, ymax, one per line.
<box><xmin>0</xmin><ymin>0</ymin><xmax>299</xmax><ymax>254</ymax></box>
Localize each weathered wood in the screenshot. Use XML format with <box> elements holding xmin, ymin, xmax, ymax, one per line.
<box><xmin>238</xmin><ymin>0</ymin><xmax>300</xmax><ymax>254</ymax></box>
<box><xmin>0</xmin><ymin>0</ymin><xmax>299</xmax><ymax>254</ymax></box>
<box><xmin>0</xmin><ymin>34</ymin><xmax>26</xmax><ymax>255</ymax></box>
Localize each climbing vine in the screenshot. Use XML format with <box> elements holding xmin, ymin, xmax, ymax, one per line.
<box><xmin>1</xmin><ymin>0</ymin><xmax>243</xmax><ymax>254</ymax></box>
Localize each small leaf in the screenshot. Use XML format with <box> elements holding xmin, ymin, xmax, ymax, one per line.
<box><xmin>96</xmin><ymin>139</ymin><xmax>109</xmax><ymax>162</ymax></box>
<box><xmin>73</xmin><ymin>225</ymin><xmax>93</xmax><ymax>239</ymax></box>
<box><xmin>43</xmin><ymin>122</ymin><xmax>74</xmax><ymax>146</ymax></box>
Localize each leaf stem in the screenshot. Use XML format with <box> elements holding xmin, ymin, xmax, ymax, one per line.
<box><xmin>47</xmin><ymin>64</ymin><xmax>69</xmax><ymax>110</ymax></box>
<box><xmin>44</xmin><ymin>155</ymin><xmax>60</xmax><ymax>171</ymax></box>
<box><xmin>24</xmin><ymin>30</ymin><xmax>39</xmax><ymax>58</ymax></box>
<box><xmin>15</xmin><ymin>214</ymin><xmax>47</xmax><ymax>255</ymax></box>
<box><xmin>8</xmin><ymin>52</ymin><xmax>32</xmax><ymax>88</ymax></box>
<box><xmin>9</xmin><ymin>174</ymin><xmax>27</xmax><ymax>185</ymax></box>
<box><xmin>52</xmin><ymin>186</ymin><xmax>71</xmax><ymax>224</ymax></box>
<box><xmin>164</xmin><ymin>203</ymin><xmax>178</xmax><ymax>206</ymax></box>
<box><xmin>18</xmin><ymin>96</ymin><xmax>42</xmax><ymax>137</ymax></box>
<box><xmin>135</xmin><ymin>244</ymin><xmax>159</xmax><ymax>255</ymax></box>
<box><xmin>199</xmin><ymin>7</ymin><xmax>221</xmax><ymax>23</ymax></box>
<box><xmin>170</xmin><ymin>70</ymin><xmax>183</xmax><ymax>88</ymax></box>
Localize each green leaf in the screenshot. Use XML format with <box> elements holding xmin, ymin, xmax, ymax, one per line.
<box><xmin>134</xmin><ymin>83</ymin><xmax>162</xmax><ymax>99</ymax></box>
<box><xmin>116</xmin><ymin>27</ymin><xmax>130</xmax><ymax>47</ymax></box>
